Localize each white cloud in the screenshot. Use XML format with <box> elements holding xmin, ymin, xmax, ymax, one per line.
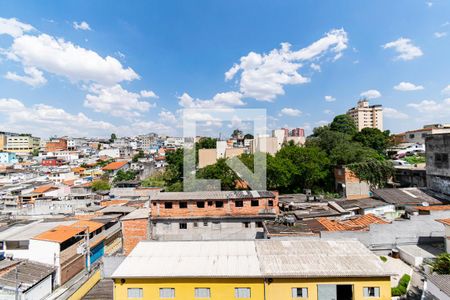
<box><xmin>382</xmin><ymin>38</ymin><xmax>423</xmax><ymax>61</ymax></box>
<box><xmin>225</xmin><ymin>29</ymin><xmax>348</xmax><ymax>101</ymax></box>
<box><xmin>393</xmin><ymin>81</ymin><xmax>424</xmax><ymax>91</ymax></box>
<box><xmin>140</xmin><ymin>90</ymin><xmax>159</xmax><ymax>99</ymax></box>
<box><xmin>310</xmin><ymin>63</ymin><xmax>321</xmax><ymax>72</ymax></box>
<box><xmin>434</xmin><ymin>32</ymin><xmax>447</xmax><ymax>38</ymax></box>
<box><xmin>426</xmin><ymin>1</ymin><xmax>433</xmax><ymax>7</ymax></box>
<box><xmin>0</xmin><ymin>17</ymin><xmax>34</xmax><ymax>37</ymax></box>
<box><xmin>159</xmin><ymin>110</ymin><xmax>177</xmax><ymax>123</ymax></box>
<box><xmin>84</xmin><ymin>84</ymin><xmax>154</xmax><ymax>118</ymax></box>
<box><xmin>323</xmin><ymin>109</ymin><xmax>333</xmax><ymax>115</ymax></box>
<box><xmin>360</xmin><ymin>89</ymin><xmax>381</xmax><ymax>99</ymax></box>
<box><xmin>4</xmin><ymin>66</ymin><xmax>47</xmax><ymax>87</ymax></box>
<box><xmin>280</xmin><ymin>107</ymin><xmax>302</xmax><ymax>117</ymax></box>
<box><xmin>0</xmin><ymin>98</ymin><xmax>25</xmax><ymax>112</ymax></box>
<box><xmin>73</xmin><ymin>21</ymin><xmax>91</xmax><ymax>31</ymax></box>
<box><xmin>407</xmin><ymin>99</ymin><xmax>450</xmax><ymax>115</ymax></box>
<box><xmin>178</xmin><ymin>91</ymin><xmax>245</xmax><ymax>109</ymax></box>
<box><xmin>324</xmin><ymin>95</ymin><xmax>336</xmax><ymax>102</ymax></box>
<box><xmin>441</xmin><ymin>85</ymin><xmax>450</xmax><ymax>95</ymax></box>
<box><xmin>7</xmin><ymin>33</ymin><xmax>139</xmax><ymax>85</ymax></box>
<box><xmin>384</xmin><ymin>107</ymin><xmax>409</xmax><ymax>119</ymax></box>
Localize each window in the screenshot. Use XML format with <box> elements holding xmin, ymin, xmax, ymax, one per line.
<box><xmin>159</xmin><ymin>288</ymin><xmax>175</xmax><ymax>298</ymax></box>
<box><xmin>268</xmin><ymin>200</ymin><xmax>274</xmax><ymax>207</ymax></box>
<box><xmin>251</xmin><ymin>200</ymin><xmax>259</xmax><ymax>207</ymax></box>
<box><xmin>235</xmin><ymin>288</ymin><xmax>251</xmax><ymax>298</ymax></box>
<box><xmin>235</xmin><ymin>200</ymin><xmax>243</xmax><ymax>207</ymax></box>
<box><xmin>435</xmin><ymin>153</ymin><xmax>449</xmax><ymax>168</ymax></box>
<box><xmin>193</xmin><ymin>222</ymin><xmax>198</xmax><ymax>227</ymax></box>
<box><xmin>195</xmin><ymin>288</ymin><xmax>211</xmax><ymax>298</ymax></box>
<box><xmin>363</xmin><ymin>287</ymin><xmax>380</xmax><ymax>298</ymax></box>
<box><xmin>207</xmin><ymin>201</ymin><xmax>213</xmax><ymax>206</ymax></box>
<box><xmin>179</xmin><ymin>223</ymin><xmax>187</xmax><ymax>229</ymax></box>
<box><xmin>179</xmin><ymin>201</ymin><xmax>188</xmax><ymax>208</ymax></box>
<box><xmin>164</xmin><ymin>202</ymin><xmax>173</xmax><ymax>209</ymax></box>
<box><xmin>197</xmin><ymin>201</ymin><xmax>205</xmax><ymax>208</ymax></box>
<box><xmin>203</xmin><ymin>221</ymin><xmax>208</xmax><ymax>226</ymax></box>
<box><xmin>292</xmin><ymin>287</ymin><xmax>308</xmax><ymax>298</ymax></box>
<box><xmin>215</xmin><ymin>201</ymin><xmax>224</xmax><ymax>208</ymax></box>
<box><xmin>127</xmin><ymin>288</ymin><xmax>143</xmax><ymax>298</ymax></box>
<box><xmin>243</xmin><ymin>222</ymin><xmax>250</xmax><ymax>228</ymax></box>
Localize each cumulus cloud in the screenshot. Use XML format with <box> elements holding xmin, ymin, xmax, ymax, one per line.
<box><xmin>178</xmin><ymin>91</ymin><xmax>245</xmax><ymax>108</ymax></box>
<box><xmin>73</xmin><ymin>21</ymin><xmax>91</xmax><ymax>31</ymax></box>
<box><xmin>7</xmin><ymin>33</ymin><xmax>139</xmax><ymax>85</ymax></box>
<box><xmin>159</xmin><ymin>110</ymin><xmax>177</xmax><ymax>123</ymax></box>
<box><xmin>0</xmin><ymin>17</ymin><xmax>34</xmax><ymax>37</ymax></box>
<box><xmin>360</xmin><ymin>89</ymin><xmax>381</xmax><ymax>99</ymax></box>
<box><xmin>280</xmin><ymin>107</ymin><xmax>302</xmax><ymax>117</ymax></box>
<box><xmin>324</xmin><ymin>95</ymin><xmax>336</xmax><ymax>102</ymax></box>
<box><xmin>310</xmin><ymin>63</ymin><xmax>321</xmax><ymax>72</ymax></box>
<box><xmin>394</xmin><ymin>82</ymin><xmax>424</xmax><ymax>91</ymax></box>
<box><xmin>225</xmin><ymin>29</ymin><xmax>348</xmax><ymax>101</ymax></box>
<box><xmin>382</xmin><ymin>38</ymin><xmax>423</xmax><ymax>61</ymax></box>
<box><xmin>407</xmin><ymin>99</ymin><xmax>450</xmax><ymax>115</ymax></box>
<box><xmin>441</xmin><ymin>85</ymin><xmax>450</xmax><ymax>95</ymax></box>
<box><xmin>140</xmin><ymin>90</ymin><xmax>159</xmax><ymax>99</ymax></box>
<box><xmin>84</xmin><ymin>84</ymin><xmax>155</xmax><ymax>118</ymax></box>
<box><xmin>4</xmin><ymin>66</ymin><xmax>47</xmax><ymax>87</ymax></box>
<box><xmin>384</xmin><ymin>107</ymin><xmax>409</xmax><ymax>119</ymax></box>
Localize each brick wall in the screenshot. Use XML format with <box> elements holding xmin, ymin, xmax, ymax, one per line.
<box><xmin>151</xmin><ymin>196</ymin><xmax>279</xmax><ymax>218</ymax></box>
<box><xmin>122</xmin><ymin>219</ymin><xmax>148</xmax><ymax>255</ymax></box>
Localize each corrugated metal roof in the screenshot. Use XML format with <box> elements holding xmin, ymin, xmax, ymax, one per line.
<box><xmin>112</xmin><ymin>240</ymin><xmax>261</xmax><ymax>278</ymax></box>
<box><xmin>121</xmin><ymin>208</ymin><xmax>150</xmax><ymax>221</ymax></box>
<box><xmin>428</xmin><ymin>274</ymin><xmax>450</xmax><ymax>297</ymax></box>
<box><xmin>0</xmin><ymin>220</ymin><xmax>77</xmax><ymax>241</ymax></box>
<box><xmin>152</xmin><ymin>191</ymin><xmax>275</xmax><ymax>201</ymax></box>
<box><xmin>255</xmin><ymin>240</ymin><xmax>391</xmax><ymax>278</ymax></box>
<box><xmin>112</xmin><ymin>240</ymin><xmax>390</xmax><ymax>279</ymax></box>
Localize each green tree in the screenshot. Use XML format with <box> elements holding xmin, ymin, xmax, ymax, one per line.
<box><xmin>113</xmin><ymin>170</ymin><xmax>138</xmax><ymax>182</ymax></box>
<box><xmin>92</xmin><ymin>179</ymin><xmax>111</xmax><ymax>191</ymax></box>
<box><xmin>231</xmin><ymin>129</ymin><xmax>243</xmax><ymax>139</ymax></box>
<box><xmin>141</xmin><ymin>171</ymin><xmax>166</xmax><ymax>187</ymax></box>
<box><xmin>432</xmin><ymin>253</ymin><xmax>450</xmax><ymax>274</ymax></box>
<box><xmin>31</xmin><ymin>148</ymin><xmax>40</xmax><ymax>157</ymax></box>
<box><xmin>109</xmin><ymin>133</ymin><xmax>117</xmax><ymax>143</ymax></box>
<box><xmin>348</xmin><ymin>159</ymin><xmax>395</xmax><ymax>188</ymax></box>
<box><xmin>197</xmin><ymin>159</ymin><xmax>239</xmax><ymax>190</ymax></box>
<box><xmin>243</xmin><ymin>133</ymin><xmax>254</xmax><ymax>139</ymax></box>
<box><xmin>132</xmin><ymin>150</ymin><xmax>145</xmax><ymax>162</ymax></box>
<box><xmin>329</xmin><ymin>114</ymin><xmax>357</xmax><ymax>136</ymax></box>
<box><xmin>196</xmin><ymin>137</ymin><xmax>217</xmax><ymax>149</ymax></box>
<box><xmin>353</xmin><ymin>128</ymin><xmax>391</xmax><ymax>154</ymax></box>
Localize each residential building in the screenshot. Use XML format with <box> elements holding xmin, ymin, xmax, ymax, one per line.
<box><xmin>423</xmin><ymin>274</ymin><xmax>450</xmax><ymax>300</ymax></box>
<box><xmin>112</xmin><ymin>239</ymin><xmax>391</xmax><ymax>300</ymax></box>
<box><xmin>150</xmin><ymin>191</ymin><xmax>279</xmax><ymax>240</ymax></box>
<box><xmin>250</xmin><ymin>136</ymin><xmax>279</xmax><ymax>155</ymax></box>
<box><xmin>426</xmin><ymin>133</ymin><xmax>450</xmax><ymax>197</ymax></box>
<box><xmin>436</xmin><ymin>218</ymin><xmax>450</xmax><ymax>253</ymax></box>
<box><xmin>98</xmin><ymin>148</ymin><xmax>121</xmax><ymax>159</ymax></box>
<box><xmin>404</xmin><ymin>124</ymin><xmax>450</xmax><ymax>144</ymax></box>
<box><xmin>0</xmin><ymin>131</ymin><xmax>18</xmax><ymax>151</ymax></box>
<box><xmin>334</xmin><ymin>166</ymin><xmax>371</xmax><ymax>200</ymax></box>
<box><xmin>121</xmin><ymin>208</ymin><xmax>150</xmax><ymax>255</ymax></box>
<box><xmin>0</xmin><ymin>152</ymin><xmax>18</xmax><ymax>164</ymax></box>
<box><xmin>102</xmin><ymin>161</ymin><xmax>130</xmax><ymax>176</ymax></box>
<box><xmin>346</xmin><ymin>99</ymin><xmax>383</xmax><ymax>131</ymax></box>
<box><xmin>290</xmin><ymin>127</ymin><xmax>305</xmax><ymax>137</ymax></box>
<box><xmin>5</xmin><ymin>135</ymin><xmax>40</xmax><ymax>154</ymax></box>
<box><xmin>45</xmin><ymin>138</ymin><xmax>67</xmax><ymax>152</ymax></box>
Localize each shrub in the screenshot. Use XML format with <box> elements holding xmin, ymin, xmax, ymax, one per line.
<box><xmin>380</xmin><ymin>256</ymin><xmax>387</xmax><ymax>263</ymax></box>
<box><xmin>391</xmin><ymin>274</ymin><xmax>410</xmax><ymax>296</ymax></box>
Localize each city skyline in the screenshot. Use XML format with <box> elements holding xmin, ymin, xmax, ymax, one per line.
<box><xmin>0</xmin><ymin>0</ymin><xmax>450</xmax><ymax>138</ymax></box>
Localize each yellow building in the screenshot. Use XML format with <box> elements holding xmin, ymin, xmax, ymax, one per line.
<box><xmin>112</xmin><ymin>240</ymin><xmax>391</xmax><ymax>300</ymax></box>
<box><xmin>5</xmin><ymin>135</ymin><xmax>40</xmax><ymax>154</ymax></box>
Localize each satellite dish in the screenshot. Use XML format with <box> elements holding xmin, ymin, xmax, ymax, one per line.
<box><xmin>422</xmin><ymin>202</ymin><xmax>429</xmax><ymax>207</ymax></box>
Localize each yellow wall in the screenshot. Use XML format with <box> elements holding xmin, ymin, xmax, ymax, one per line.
<box><xmin>265</xmin><ymin>277</ymin><xmax>391</xmax><ymax>300</ymax></box>
<box><xmin>68</xmin><ymin>270</ymin><xmax>101</xmax><ymax>300</ymax></box>
<box><xmin>114</xmin><ymin>278</ymin><xmax>264</xmax><ymax>300</ymax></box>
<box><xmin>114</xmin><ymin>277</ymin><xmax>391</xmax><ymax>300</ymax></box>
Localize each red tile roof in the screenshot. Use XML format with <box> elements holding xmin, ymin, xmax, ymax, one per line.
<box><xmin>102</xmin><ymin>161</ymin><xmax>128</xmax><ymax>171</ymax></box>
<box><xmin>33</xmin><ymin>225</ymin><xmax>84</xmax><ymax>243</ymax></box>
<box><xmin>416</xmin><ymin>205</ymin><xmax>450</xmax><ymax>211</ymax></box>
<box><xmin>32</xmin><ymin>185</ymin><xmax>58</xmax><ymax>194</ymax></box>
<box><xmin>317</xmin><ymin>214</ymin><xmax>389</xmax><ymax>232</ymax></box>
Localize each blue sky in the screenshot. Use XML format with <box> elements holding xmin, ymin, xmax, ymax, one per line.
<box><xmin>0</xmin><ymin>0</ymin><xmax>449</xmax><ymax>138</ymax></box>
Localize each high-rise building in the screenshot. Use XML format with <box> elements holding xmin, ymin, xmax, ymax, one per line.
<box><xmin>290</xmin><ymin>128</ymin><xmax>305</xmax><ymax>137</ymax></box>
<box><xmin>5</xmin><ymin>135</ymin><xmax>40</xmax><ymax>154</ymax></box>
<box><xmin>347</xmin><ymin>99</ymin><xmax>383</xmax><ymax>131</ymax></box>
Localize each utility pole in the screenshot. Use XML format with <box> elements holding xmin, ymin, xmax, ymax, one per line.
<box><xmin>85</xmin><ymin>226</ymin><xmax>91</xmax><ymax>273</ymax></box>
<box><xmin>14</xmin><ymin>266</ymin><xmax>18</xmax><ymax>300</ymax></box>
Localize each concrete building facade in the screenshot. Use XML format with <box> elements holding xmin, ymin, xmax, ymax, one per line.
<box><xmin>5</xmin><ymin>135</ymin><xmax>40</xmax><ymax>154</ymax></box>
<box><xmin>426</xmin><ymin>133</ymin><xmax>450</xmax><ymax>197</ymax></box>
<box><xmin>347</xmin><ymin>99</ymin><xmax>383</xmax><ymax>131</ymax></box>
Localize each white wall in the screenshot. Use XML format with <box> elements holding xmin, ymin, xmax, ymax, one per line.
<box><xmin>24</xmin><ymin>274</ymin><xmax>53</xmax><ymax>300</ymax></box>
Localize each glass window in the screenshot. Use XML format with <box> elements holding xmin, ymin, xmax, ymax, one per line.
<box><xmin>179</xmin><ymin>202</ymin><xmax>188</xmax><ymax>208</ymax></box>
<box><xmin>179</xmin><ymin>223</ymin><xmax>187</xmax><ymax>229</ymax></box>
<box><xmin>235</xmin><ymin>200</ymin><xmax>243</xmax><ymax>207</ymax></box>
<box><xmin>215</xmin><ymin>201</ymin><xmax>224</xmax><ymax>208</ymax></box>
<box><xmin>235</xmin><ymin>288</ymin><xmax>251</xmax><ymax>298</ymax></box>
<box><xmin>159</xmin><ymin>288</ymin><xmax>175</xmax><ymax>298</ymax></box>
<box><xmin>197</xmin><ymin>201</ymin><xmax>205</xmax><ymax>208</ymax></box>
<box><xmin>268</xmin><ymin>200</ymin><xmax>274</xmax><ymax>207</ymax></box>
<box><xmin>195</xmin><ymin>288</ymin><xmax>211</xmax><ymax>298</ymax></box>
<box><xmin>251</xmin><ymin>200</ymin><xmax>259</xmax><ymax>207</ymax></box>
<box><xmin>164</xmin><ymin>202</ymin><xmax>172</xmax><ymax>209</ymax></box>
<box><xmin>292</xmin><ymin>287</ymin><xmax>308</xmax><ymax>298</ymax></box>
<box><xmin>127</xmin><ymin>288</ymin><xmax>143</xmax><ymax>298</ymax></box>
<box><xmin>363</xmin><ymin>287</ymin><xmax>380</xmax><ymax>298</ymax></box>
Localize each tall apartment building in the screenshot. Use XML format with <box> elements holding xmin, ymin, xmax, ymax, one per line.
<box><xmin>290</xmin><ymin>127</ymin><xmax>305</xmax><ymax>137</ymax></box>
<box><xmin>5</xmin><ymin>135</ymin><xmax>40</xmax><ymax>154</ymax></box>
<box><xmin>347</xmin><ymin>99</ymin><xmax>383</xmax><ymax>131</ymax></box>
